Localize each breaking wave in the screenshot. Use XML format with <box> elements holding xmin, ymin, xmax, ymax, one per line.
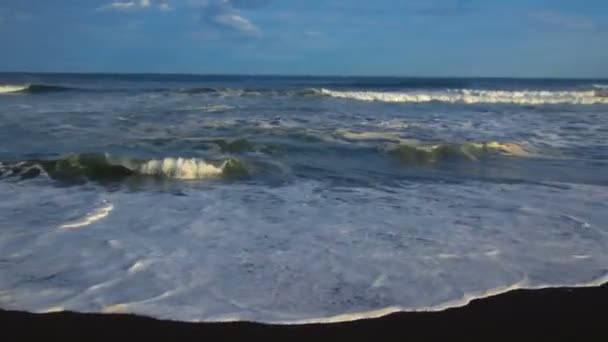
<box><xmin>0</xmin><ymin>85</ymin><xmax>29</xmax><ymax>94</ymax></box>
<box><xmin>388</xmin><ymin>141</ymin><xmax>533</xmax><ymax>164</ymax></box>
<box><xmin>0</xmin><ymin>154</ymin><xmax>248</xmax><ymax>183</ymax></box>
<box><xmin>318</xmin><ymin>88</ymin><xmax>608</xmax><ymax>105</ymax></box>
<box><xmin>0</xmin><ymin>84</ymin><xmax>75</xmax><ymax>94</ymax></box>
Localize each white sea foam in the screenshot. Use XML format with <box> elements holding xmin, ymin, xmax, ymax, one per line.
<box><xmin>59</xmin><ymin>201</ymin><xmax>114</xmax><ymax>229</ymax></box>
<box><xmin>276</xmin><ymin>274</ymin><xmax>608</xmax><ymax>325</ymax></box>
<box><xmin>593</xmin><ymin>84</ymin><xmax>608</xmax><ymax>90</ymax></box>
<box><xmin>2</xmin><ymin>180</ymin><xmax>607</xmax><ymax>324</ymax></box>
<box><xmin>319</xmin><ymin>88</ymin><xmax>608</xmax><ymax>105</ymax></box>
<box><xmin>137</xmin><ymin>158</ymin><xmax>224</xmax><ymax>180</ymax></box>
<box><xmin>334</xmin><ymin>129</ymin><xmax>404</xmax><ymax>142</ymax></box>
<box><xmin>0</xmin><ymin>84</ymin><xmax>28</xmax><ymax>94</ymax></box>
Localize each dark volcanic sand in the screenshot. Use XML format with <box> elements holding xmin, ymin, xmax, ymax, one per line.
<box><xmin>1</xmin><ymin>284</ymin><xmax>605</xmax><ymax>341</ymax></box>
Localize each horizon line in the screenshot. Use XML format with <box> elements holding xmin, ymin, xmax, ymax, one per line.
<box><xmin>1</xmin><ymin>70</ymin><xmax>607</xmax><ymax>81</ymax></box>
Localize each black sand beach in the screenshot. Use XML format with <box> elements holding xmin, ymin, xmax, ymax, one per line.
<box><xmin>1</xmin><ymin>283</ymin><xmax>605</xmax><ymax>341</ymax></box>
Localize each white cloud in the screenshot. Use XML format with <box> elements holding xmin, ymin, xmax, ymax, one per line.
<box><xmin>213</xmin><ymin>13</ymin><xmax>260</xmax><ymax>35</ymax></box>
<box><xmin>98</xmin><ymin>0</ymin><xmax>170</xmax><ymax>12</ymax></box>
<box><xmin>536</xmin><ymin>10</ymin><xmax>595</xmax><ymax>31</ymax></box>
<box><xmin>97</xmin><ymin>0</ymin><xmax>261</xmax><ymax>36</ymax></box>
<box><xmin>103</xmin><ymin>1</ymin><xmax>138</xmax><ymax>11</ymax></box>
<box><xmin>196</xmin><ymin>0</ymin><xmax>263</xmax><ymax>36</ymax></box>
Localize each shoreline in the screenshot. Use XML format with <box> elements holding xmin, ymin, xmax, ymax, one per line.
<box><xmin>1</xmin><ymin>283</ymin><xmax>605</xmax><ymax>340</ymax></box>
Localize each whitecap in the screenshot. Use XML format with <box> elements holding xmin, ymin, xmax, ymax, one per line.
<box><xmin>137</xmin><ymin>158</ymin><xmax>224</xmax><ymax>180</ymax></box>
<box><xmin>0</xmin><ymin>84</ymin><xmax>28</xmax><ymax>94</ymax></box>
<box><xmin>319</xmin><ymin>88</ymin><xmax>608</xmax><ymax>105</ymax></box>
<box><xmin>60</xmin><ymin>201</ymin><xmax>114</xmax><ymax>229</ymax></box>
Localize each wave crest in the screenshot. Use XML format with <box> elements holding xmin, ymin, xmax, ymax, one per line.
<box><xmin>319</xmin><ymin>88</ymin><xmax>608</xmax><ymax>105</ymax></box>
<box><xmin>139</xmin><ymin>158</ymin><xmax>224</xmax><ymax>180</ymax></box>
<box><xmin>0</xmin><ymin>84</ymin><xmax>75</xmax><ymax>94</ymax></box>
<box><xmin>389</xmin><ymin>142</ymin><xmax>532</xmax><ymax>164</ymax></box>
<box><xmin>0</xmin><ymin>85</ymin><xmax>30</xmax><ymax>94</ymax></box>
<box><xmin>1</xmin><ymin>154</ymin><xmax>248</xmax><ymax>183</ymax></box>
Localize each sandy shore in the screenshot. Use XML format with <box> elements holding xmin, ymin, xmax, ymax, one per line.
<box><xmin>1</xmin><ymin>283</ymin><xmax>605</xmax><ymax>341</ymax></box>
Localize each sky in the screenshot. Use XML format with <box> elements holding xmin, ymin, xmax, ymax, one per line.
<box><xmin>0</xmin><ymin>0</ymin><xmax>607</xmax><ymax>77</ymax></box>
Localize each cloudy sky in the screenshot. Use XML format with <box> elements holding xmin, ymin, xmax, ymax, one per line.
<box><xmin>0</xmin><ymin>0</ymin><xmax>606</xmax><ymax>77</ymax></box>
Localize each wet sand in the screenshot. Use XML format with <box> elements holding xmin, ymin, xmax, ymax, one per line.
<box><xmin>1</xmin><ymin>283</ymin><xmax>605</xmax><ymax>341</ymax></box>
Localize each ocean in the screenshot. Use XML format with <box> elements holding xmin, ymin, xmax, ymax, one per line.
<box><xmin>1</xmin><ymin>73</ymin><xmax>607</xmax><ymax>323</ymax></box>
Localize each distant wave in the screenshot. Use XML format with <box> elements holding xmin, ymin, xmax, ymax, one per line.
<box><xmin>0</xmin><ymin>85</ymin><xmax>30</xmax><ymax>94</ymax></box>
<box><xmin>176</xmin><ymin>87</ymin><xmax>318</xmax><ymax>97</ymax></box>
<box><xmin>0</xmin><ymin>154</ymin><xmax>248</xmax><ymax>183</ymax></box>
<box><xmin>177</xmin><ymin>87</ymin><xmax>219</xmax><ymax>94</ymax></box>
<box><xmin>5</xmin><ymin>82</ymin><xmax>606</xmax><ymax>103</ymax></box>
<box><xmin>314</xmin><ymin>78</ymin><xmax>471</xmax><ymax>90</ymax></box>
<box><xmin>0</xmin><ymin>84</ymin><xmax>76</xmax><ymax>94</ymax></box>
<box><xmin>318</xmin><ymin>88</ymin><xmax>608</xmax><ymax>105</ymax></box>
<box><xmin>388</xmin><ymin>141</ymin><xmax>533</xmax><ymax>164</ymax></box>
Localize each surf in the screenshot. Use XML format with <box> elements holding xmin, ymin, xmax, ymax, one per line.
<box><xmin>318</xmin><ymin>88</ymin><xmax>608</xmax><ymax>105</ymax></box>
<box><xmin>0</xmin><ymin>154</ymin><xmax>248</xmax><ymax>183</ymax></box>
<box><xmin>0</xmin><ymin>84</ymin><xmax>76</xmax><ymax>94</ymax></box>
<box><xmin>0</xmin><ymin>85</ymin><xmax>30</xmax><ymax>94</ymax></box>
<box><xmin>387</xmin><ymin>141</ymin><xmax>533</xmax><ymax>164</ymax></box>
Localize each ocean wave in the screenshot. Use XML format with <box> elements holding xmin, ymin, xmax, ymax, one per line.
<box><xmin>0</xmin><ymin>154</ymin><xmax>248</xmax><ymax>183</ymax></box>
<box><xmin>593</xmin><ymin>84</ymin><xmax>608</xmax><ymax>90</ymax></box>
<box><xmin>318</xmin><ymin>88</ymin><xmax>608</xmax><ymax>105</ymax></box>
<box><xmin>177</xmin><ymin>87</ymin><xmax>219</xmax><ymax>94</ymax></box>
<box><xmin>0</xmin><ymin>85</ymin><xmax>30</xmax><ymax>94</ymax></box>
<box><xmin>139</xmin><ymin>158</ymin><xmax>228</xmax><ymax>180</ymax></box>
<box><xmin>388</xmin><ymin>141</ymin><xmax>533</xmax><ymax>164</ymax></box>
<box><xmin>177</xmin><ymin>87</ymin><xmax>318</xmax><ymax>98</ymax></box>
<box><xmin>0</xmin><ymin>84</ymin><xmax>76</xmax><ymax>94</ymax></box>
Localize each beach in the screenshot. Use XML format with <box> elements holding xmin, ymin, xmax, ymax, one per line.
<box><xmin>1</xmin><ymin>283</ymin><xmax>605</xmax><ymax>340</ymax></box>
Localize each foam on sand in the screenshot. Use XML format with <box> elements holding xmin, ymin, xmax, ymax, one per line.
<box><xmin>274</xmin><ymin>273</ymin><xmax>608</xmax><ymax>325</ymax></box>
<box><xmin>102</xmin><ymin>303</ymin><xmax>131</xmax><ymax>314</ymax></box>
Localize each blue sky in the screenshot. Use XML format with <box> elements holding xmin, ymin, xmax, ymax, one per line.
<box><xmin>0</xmin><ymin>0</ymin><xmax>607</xmax><ymax>77</ymax></box>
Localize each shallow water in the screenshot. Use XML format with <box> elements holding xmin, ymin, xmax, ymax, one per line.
<box><xmin>1</xmin><ymin>73</ymin><xmax>607</xmax><ymax>323</ymax></box>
